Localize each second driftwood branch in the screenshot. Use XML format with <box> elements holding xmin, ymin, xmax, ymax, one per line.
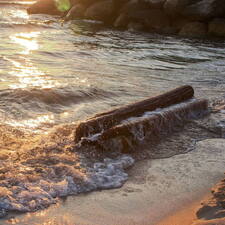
<box><xmin>74</xmin><ymin>85</ymin><xmax>195</xmax><ymax>143</ymax></box>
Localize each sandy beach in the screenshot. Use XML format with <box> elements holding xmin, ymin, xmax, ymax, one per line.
<box><xmin>1</xmin><ymin>138</ymin><xmax>224</xmax><ymax>225</ymax></box>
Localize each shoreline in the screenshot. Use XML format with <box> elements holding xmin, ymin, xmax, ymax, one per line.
<box><xmin>2</xmin><ymin>138</ymin><xmax>225</xmax><ymax>225</ymax></box>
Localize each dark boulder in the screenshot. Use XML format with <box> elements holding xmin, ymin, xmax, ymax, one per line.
<box><xmin>27</xmin><ymin>0</ymin><xmax>62</xmax><ymax>15</ymax></box>
<box><xmin>140</xmin><ymin>0</ymin><xmax>166</xmax><ymax>9</ymax></box>
<box><xmin>171</xmin><ymin>16</ymin><xmax>190</xmax><ymax>31</ymax></box>
<box><xmin>140</xmin><ymin>9</ymin><xmax>170</xmax><ymax>30</ymax></box>
<box><xmin>113</xmin><ymin>0</ymin><xmax>130</xmax><ymax>11</ymax></box>
<box><xmin>84</xmin><ymin>0</ymin><xmax>115</xmax><ymax>22</ymax></box>
<box><xmin>182</xmin><ymin>0</ymin><xmax>225</xmax><ymax>21</ymax></box>
<box><xmin>179</xmin><ymin>21</ymin><xmax>208</xmax><ymax>37</ymax></box>
<box><xmin>70</xmin><ymin>0</ymin><xmax>100</xmax><ymax>7</ymax></box>
<box><xmin>163</xmin><ymin>0</ymin><xmax>198</xmax><ymax>17</ymax></box>
<box><xmin>208</xmin><ymin>18</ymin><xmax>225</xmax><ymax>37</ymax></box>
<box><xmin>120</xmin><ymin>0</ymin><xmax>147</xmax><ymax>14</ymax></box>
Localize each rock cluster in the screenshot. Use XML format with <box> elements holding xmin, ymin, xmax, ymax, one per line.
<box><xmin>27</xmin><ymin>0</ymin><xmax>225</xmax><ymax>38</ymax></box>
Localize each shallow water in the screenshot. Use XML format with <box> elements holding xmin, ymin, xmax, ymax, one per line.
<box><xmin>0</xmin><ymin>0</ymin><xmax>225</xmax><ymax>218</ymax></box>
<box><xmin>1</xmin><ymin>1</ymin><xmax>225</xmax><ymax>130</ymax></box>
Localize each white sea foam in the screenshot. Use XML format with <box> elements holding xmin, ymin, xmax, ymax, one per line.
<box><xmin>0</xmin><ymin>154</ymin><xmax>134</xmax><ymax>214</ymax></box>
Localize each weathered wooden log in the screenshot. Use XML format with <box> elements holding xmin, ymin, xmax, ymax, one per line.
<box><xmin>79</xmin><ymin>99</ymin><xmax>208</xmax><ymax>153</ymax></box>
<box><xmin>74</xmin><ymin>85</ymin><xmax>194</xmax><ymax>143</ymax></box>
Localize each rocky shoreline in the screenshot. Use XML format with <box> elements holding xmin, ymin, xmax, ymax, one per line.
<box><xmin>27</xmin><ymin>0</ymin><xmax>225</xmax><ymax>38</ymax></box>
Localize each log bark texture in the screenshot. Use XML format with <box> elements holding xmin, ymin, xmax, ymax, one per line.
<box><xmin>74</xmin><ymin>85</ymin><xmax>194</xmax><ymax>143</ymax></box>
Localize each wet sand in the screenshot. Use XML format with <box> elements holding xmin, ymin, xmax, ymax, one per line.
<box><xmin>2</xmin><ymin>138</ymin><xmax>225</xmax><ymax>225</ymax></box>
<box><xmin>157</xmin><ymin>194</ymin><xmax>210</xmax><ymax>225</ymax></box>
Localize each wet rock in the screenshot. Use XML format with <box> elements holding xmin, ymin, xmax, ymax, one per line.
<box><xmin>113</xmin><ymin>0</ymin><xmax>130</xmax><ymax>11</ymax></box>
<box><xmin>172</xmin><ymin>16</ymin><xmax>190</xmax><ymax>31</ymax></box>
<box><xmin>209</xmin><ymin>18</ymin><xmax>225</xmax><ymax>38</ymax></box>
<box><xmin>114</xmin><ymin>13</ymin><xmax>129</xmax><ymax>28</ymax></box>
<box><xmin>164</xmin><ymin>0</ymin><xmax>225</xmax><ymax>21</ymax></box>
<box><xmin>84</xmin><ymin>0</ymin><xmax>115</xmax><ymax>22</ymax></box>
<box><xmin>27</xmin><ymin>0</ymin><xmax>61</xmax><ymax>15</ymax></box>
<box><xmin>179</xmin><ymin>21</ymin><xmax>208</xmax><ymax>37</ymax></box>
<box><xmin>70</xmin><ymin>0</ymin><xmax>98</xmax><ymax>7</ymax></box>
<box><xmin>127</xmin><ymin>22</ymin><xmax>144</xmax><ymax>31</ymax></box>
<box><xmin>141</xmin><ymin>0</ymin><xmax>166</xmax><ymax>9</ymax></box>
<box><xmin>120</xmin><ymin>8</ymin><xmax>170</xmax><ymax>29</ymax></box>
<box><xmin>144</xmin><ymin>9</ymin><xmax>170</xmax><ymax>30</ymax></box>
<box><xmin>65</xmin><ymin>4</ymin><xmax>86</xmax><ymax>20</ymax></box>
<box><xmin>70</xmin><ymin>0</ymin><xmax>77</xmax><ymax>6</ymax></box>
<box><xmin>163</xmin><ymin>0</ymin><xmax>197</xmax><ymax>17</ymax></box>
<box><xmin>120</xmin><ymin>0</ymin><xmax>146</xmax><ymax>14</ymax></box>
<box><xmin>183</xmin><ymin>0</ymin><xmax>225</xmax><ymax>21</ymax></box>
<box><xmin>159</xmin><ymin>26</ymin><xmax>178</xmax><ymax>34</ymax></box>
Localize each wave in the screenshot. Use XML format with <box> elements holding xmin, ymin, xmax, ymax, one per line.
<box><xmin>0</xmin><ymin>86</ymin><xmax>118</xmax><ymax>128</ymax></box>
<box><xmin>0</xmin><ymin>86</ymin><xmax>115</xmax><ymax>106</ymax></box>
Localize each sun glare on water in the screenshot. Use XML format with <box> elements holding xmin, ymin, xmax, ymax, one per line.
<box><xmin>8</xmin><ymin>58</ymin><xmax>60</xmax><ymax>89</ymax></box>
<box><xmin>7</xmin><ymin>22</ymin><xmax>61</xmax><ymax>128</ymax></box>
<box><xmin>6</xmin><ymin>114</ymin><xmax>55</xmax><ymax>129</ymax></box>
<box><xmin>9</xmin><ymin>31</ymin><xmax>60</xmax><ymax>89</ymax></box>
<box><xmin>10</xmin><ymin>31</ymin><xmax>40</xmax><ymax>55</ymax></box>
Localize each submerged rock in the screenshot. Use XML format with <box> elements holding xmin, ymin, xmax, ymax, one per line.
<box><xmin>179</xmin><ymin>21</ymin><xmax>208</xmax><ymax>37</ymax></box>
<box><xmin>209</xmin><ymin>18</ymin><xmax>225</xmax><ymax>37</ymax></box>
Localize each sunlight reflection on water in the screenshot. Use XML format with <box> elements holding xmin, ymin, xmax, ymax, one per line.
<box><xmin>6</xmin><ymin>114</ymin><xmax>55</xmax><ymax>129</ymax></box>
<box><xmin>10</xmin><ymin>31</ymin><xmax>40</xmax><ymax>54</ymax></box>
<box><xmin>8</xmin><ymin>31</ymin><xmax>61</xmax><ymax>90</ymax></box>
<box><xmin>8</xmin><ymin>57</ymin><xmax>60</xmax><ymax>89</ymax></box>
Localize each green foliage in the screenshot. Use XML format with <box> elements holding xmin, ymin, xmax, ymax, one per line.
<box><xmin>55</xmin><ymin>0</ymin><xmax>71</xmax><ymax>12</ymax></box>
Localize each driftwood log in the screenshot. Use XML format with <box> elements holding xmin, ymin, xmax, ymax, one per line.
<box><xmin>79</xmin><ymin>99</ymin><xmax>208</xmax><ymax>153</ymax></box>
<box><xmin>74</xmin><ymin>85</ymin><xmax>194</xmax><ymax>143</ymax></box>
